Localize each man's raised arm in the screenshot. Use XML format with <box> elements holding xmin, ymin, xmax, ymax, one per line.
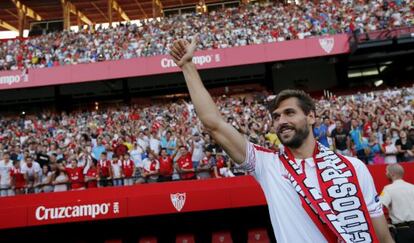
<box><xmin>170</xmin><ymin>35</ymin><xmax>246</xmax><ymax>164</ymax></box>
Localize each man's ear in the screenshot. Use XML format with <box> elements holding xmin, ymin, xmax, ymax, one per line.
<box><xmin>307</xmin><ymin>111</ymin><xmax>316</xmax><ymax>126</ymax></box>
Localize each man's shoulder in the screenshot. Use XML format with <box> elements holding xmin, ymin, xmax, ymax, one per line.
<box><xmin>343</xmin><ymin>156</ymin><xmax>369</xmax><ymax>174</ymax></box>
<box><xmin>251</xmin><ymin>143</ymin><xmax>278</xmax><ymax>155</ymax></box>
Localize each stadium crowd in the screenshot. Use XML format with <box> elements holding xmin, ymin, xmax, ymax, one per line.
<box><xmin>0</xmin><ymin>0</ymin><xmax>413</xmax><ymax>71</ymax></box>
<box><xmin>0</xmin><ymin>86</ymin><xmax>413</xmax><ymax>196</ymax></box>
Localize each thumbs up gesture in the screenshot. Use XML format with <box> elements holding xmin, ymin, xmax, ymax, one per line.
<box><xmin>170</xmin><ymin>34</ymin><xmax>199</xmax><ymax>68</ymax></box>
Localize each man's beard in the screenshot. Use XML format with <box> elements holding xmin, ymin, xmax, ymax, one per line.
<box><xmin>277</xmin><ymin>124</ymin><xmax>310</xmax><ymax>149</ymax></box>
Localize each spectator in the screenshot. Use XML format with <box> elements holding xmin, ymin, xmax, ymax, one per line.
<box><xmin>10</xmin><ymin>160</ymin><xmax>25</xmax><ymax>195</ymax></box>
<box><xmin>175</xmin><ymin>145</ymin><xmax>195</xmax><ymax>180</ymax></box>
<box><xmin>142</xmin><ymin>151</ymin><xmax>159</xmax><ymax>183</ymax></box>
<box><xmin>160</xmin><ymin>131</ymin><xmax>176</xmax><ymax>156</ymax></box>
<box><xmin>367</xmin><ymin>134</ymin><xmax>384</xmax><ymax>164</ymax></box>
<box><xmin>313</xmin><ymin>117</ymin><xmax>329</xmax><ymax>148</ymax></box>
<box><xmin>197</xmin><ymin>148</ymin><xmax>214</xmax><ymax>179</ymax></box>
<box><xmin>0</xmin><ymin>152</ymin><xmax>14</xmax><ymax>196</ymax></box>
<box><xmin>130</xmin><ymin>142</ymin><xmax>143</xmax><ymax>167</ymax></box>
<box><xmin>52</xmin><ymin>169</ymin><xmax>69</xmax><ymax>192</ymax></box>
<box><xmin>66</xmin><ymin>159</ymin><xmax>85</xmax><ymax>190</ymax></box>
<box><xmin>212</xmin><ymin>151</ymin><xmax>234</xmax><ymax>178</ymax></box>
<box><xmin>380</xmin><ymin>164</ymin><xmax>414</xmax><ymax>243</ymax></box>
<box><xmin>396</xmin><ymin>130</ymin><xmax>414</xmax><ymax>162</ymax></box>
<box><xmin>111</xmin><ymin>155</ymin><xmax>123</xmax><ymax>187</ymax></box>
<box><xmin>122</xmin><ymin>153</ymin><xmax>135</xmax><ymax>186</ymax></box>
<box><xmin>331</xmin><ymin>120</ymin><xmax>351</xmax><ymax>156</ymax></box>
<box><xmin>21</xmin><ymin>156</ymin><xmax>41</xmax><ymax>194</ymax></box>
<box><xmin>191</xmin><ymin>133</ymin><xmax>205</xmax><ymax>168</ymax></box>
<box><xmin>158</xmin><ymin>148</ymin><xmax>175</xmax><ymax>182</ymax></box>
<box><xmin>39</xmin><ymin>165</ymin><xmax>53</xmax><ymax>193</ymax></box>
<box><xmin>350</xmin><ymin>118</ymin><xmax>369</xmax><ymax>163</ymax></box>
<box><xmin>85</xmin><ymin>161</ymin><xmax>99</xmax><ymax>189</ymax></box>
<box><xmin>382</xmin><ymin>135</ymin><xmax>399</xmax><ymax>164</ymax></box>
<box><xmin>149</xmin><ymin>131</ymin><xmax>161</xmax><ymax>155</ymax></box>
<box><xmin>97</xmin><ymin>152</ymin><xmax>112</xmax><ymax>187</ymax></box>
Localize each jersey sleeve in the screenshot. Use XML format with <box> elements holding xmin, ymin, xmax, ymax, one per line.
<box><xmin>379</xmin><ymin>187</ymin><xmax>391</xmax><ymax>208</ymax></box>
<box><xmin>240</xmin><ymin>140</ymin><xmax>279</xmax><ymax>178</ymax></box>
<box><xmin>240</xmin><ymin>141</ymin><xmax>258</xmax><ymax>174</ymax></box>
<box><xmin>348</xmin><ymin>157</ymin><xmax>384</xmax><ymax>218</ymax></box>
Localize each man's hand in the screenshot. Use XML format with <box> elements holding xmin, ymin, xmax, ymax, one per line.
<box><xmin>170</xmin><ymin>34</ymin><xmax>199</xmax><ymax>68</ymax></box>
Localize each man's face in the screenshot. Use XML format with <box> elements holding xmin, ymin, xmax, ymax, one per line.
<box><xmin>385</xmin><ymin>168</ymin><xmax>392</xmax><ymax>181</ymax></box>
<box><xmin>335</xmin><ymin>121</ymin><xmax>343</xmax><ymax>130</ymax></box>
<box><xmin>180</xmin><ymin>147</ymin><xmax>187</xmax><ymax>155</ymax></box>
<box><xmin>272</xmin><ymin>98</ymin><xmax>314</xmax><ymax>149</ymax></box>
<box><xmin>351</xmin><ymin>119</ymin><xmax>358</xmax><ymax>128</ymax></box>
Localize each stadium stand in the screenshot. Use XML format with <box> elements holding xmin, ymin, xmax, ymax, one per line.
<box><xmin>0</xmin><ymin>0</ymin><xmax>413</xmax><ymax>242</ymax></box>
<box><xmin>0</xmin><ymin>0</ymin><xmax>413</xmax><ymax>71</ymax></box>
<box><xmin>0</xmin><ymin>87</ymin><xmax>413</xmax><ymax>196</ymax></box>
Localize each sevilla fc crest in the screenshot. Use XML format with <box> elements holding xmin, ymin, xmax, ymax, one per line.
<box><xmin>170</xmin><ymin>192</ymin><xmax>186</xmax><ymax>212</ymax></box>
<box><xmin>319</xmin><ymin>37</ymin><xmax>335</xmax><ymax>54</ymax></box>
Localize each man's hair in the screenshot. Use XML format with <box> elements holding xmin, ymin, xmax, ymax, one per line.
<box><xmin>387</xmin><ymin>164</ymin><xmax>404</xmax><ymax>178</ymax></box>
<box><xmin>267</xmin><ymin>89</ymin><xmax>315</xmax><ymax>115</ymax></box>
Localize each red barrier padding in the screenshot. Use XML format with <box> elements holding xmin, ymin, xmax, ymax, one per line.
<box><xmin>0</xmin><ymin>163</ymin><xmax>412</xmax><ymax>230</ymax></box>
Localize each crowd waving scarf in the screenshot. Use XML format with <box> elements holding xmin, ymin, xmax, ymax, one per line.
<box><xmin>278</xmin><ymin>142</ymin><xmax>379</xmax><ymax>243</ymax></box>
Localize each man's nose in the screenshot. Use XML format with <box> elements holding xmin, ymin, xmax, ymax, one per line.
<box><xmin>278</xmin><ymin>114</ymin><xmax>289</xmax><ymax>125</ymax></box>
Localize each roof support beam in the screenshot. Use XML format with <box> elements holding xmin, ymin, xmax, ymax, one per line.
<box><xmin>17</xmin><ymin>6</ymin><xmax>26</xmax><ymax>36</ymax></box>
<box><xmin>61</xmin><ymin>0</ymin><xmax>93</xmax><ymax>30</ymax></box>
<box><xmin>152</xmin><ymin>0</ymin><xmax>164</xmax><ymax>18</ymax></box>
<box><xmin>110</xmin><ymin>0</ymin><xmax>130</xmax><ymax>22</ymax></box>
<box><xmin>108</xmin><ymin>0</ymin><xmax>113</xmax><ymax>26</ymax></box>
<box><xmin>0</xmin><ymin>19</ymin><xmax>18</xmax><ymax>32</ymax></box>
<box><xmin>91</xmin><ymin>2</ymin><xmax>108</xmax><ymax>22</ymax></box>
<box><xmin>11</xmin><ymin>0</ymin><xmax>43</xmax><ymax>36</ymax></box>
<box><xmin>134</xmin><ymin>0</ymin><xmax>148</xmax><ymax>18</ymax></box>
<box><xmin>11</xmin><ymin>0</ymin><xmax>43</xmax><ymax>21</ymax></box>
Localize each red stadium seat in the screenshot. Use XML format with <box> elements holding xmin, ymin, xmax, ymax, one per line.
<box><xmin>247</xmin><ymin>228</ymin><xmax>270</xmax><ymax>243</ymax></box>
<box><xmin>105</xmin><ymin>240</ymin><xmax>122</xmax><ymax>243</ymax></box>
<box><xmin>138</xmin><ymin>236</ymin><xmax>157</xmax><ymax>243</ymax></box>
<box><xmin>176</xmin><ymin>233</ymin><xmax>195</xmax><ymax>243</ymax></box>
<box><xmin>212</xmin><ymin>231</ymin><xmax>233</xmax><ymax>243</ymax></box>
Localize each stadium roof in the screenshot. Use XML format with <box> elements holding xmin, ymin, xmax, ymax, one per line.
<box><xmin>0</xmin><ymin>0</ymin><xmax>229</xmax><ymax>32</ymax></box>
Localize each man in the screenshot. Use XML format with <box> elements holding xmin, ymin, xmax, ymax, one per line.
<box><xmin>380</xmin><ymin>164</ymin><xmax>414</xmax><ymax>243</ymax></box>
<box><xmin>170</xmin><ymin>35</ymin><xmax>393</xmax><ymax>243</ymax></box>
<box><xmin>331</xmin><ymin>120</ymin><xmax>352</xmax><ymax>156</ymax></box>
<box><xmin>158</xmin><ymin>148</ymin><xmax>175</xmax><ymax>182</ymax></box>
<box><xmin>142</xmin><ymin>151</ymin><xmax>159</xmax><ymax>183</ymax></box>
<box><xmin>175</xmin><ymin>145</ymin><xmax>195</xmax><ymax>180</ymax></box>
<box><xmin>314</xmin><ymin>116</ymin><xmax>329</xmax><ymax>148</ymax></box>
<box><xmin>350</xmin><ymin>118</ymin><xmax>369</xmax><ymax>164</ymax></box>
<box><xmin>65</xmin><ymin>159</ymin><xmax>85</xmax><ymax>190</ymax></box>
<box><xmin>0</xmin><ymin>152</ymin><xmax>14</xmax><ymax>196</ymax></box>
<box><xmin>191</xmin><ymin>133</ymin><xmax>205</xmax><ymax>168</ymax></box>
<box><xmin>21</xmin><ymin>156</ymin><xmax>41</xmax><ymax>193</ymax></box>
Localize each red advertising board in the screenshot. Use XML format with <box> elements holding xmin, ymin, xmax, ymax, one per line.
<box><xmin>1</xmin><ymin>162</ymin><xmax>410</xmax><ymax>230</ymax></box>
<box><xmin>0</xmin><ymin>34</ymin><xmax>350</xmax><ymax>90</ymax></box>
